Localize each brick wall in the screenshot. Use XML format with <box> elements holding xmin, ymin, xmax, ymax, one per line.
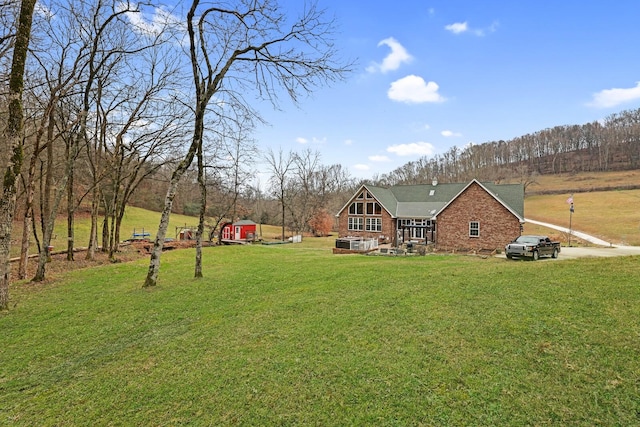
<box><xmin>436</xmin><ymin>182</ymin><xmax>521</xmax><ymax>251</ymax></box>
<box><xmin>337</xmin><ymin>203</ymin><xmax>396</xmax><ymax>244</ymax></box>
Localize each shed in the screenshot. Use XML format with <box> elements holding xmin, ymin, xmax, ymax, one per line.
<box><xmin>220</xmin><ymin>220</ymin><xmax>257</xmax><ymax>244</ymax></box>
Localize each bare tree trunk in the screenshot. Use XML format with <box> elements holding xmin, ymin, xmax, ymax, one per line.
<box><xmin>101</xmin><ymin>211</ymin><xmax>109</xmax><ymax>253</ymax></box>
<box><xmin>144</xmin><ymin>121</ymin><xmax>201</xmax><ymax>287</ymax></box>
<box><xmin>110</xmin><ymin>208</ymin><xmax>126</xmax><ymax>260</ymax></box>
<box><xmin>32</xmin><ymin>172</ymin><xmax>68</xmax><ymax>282</ymax></box>
<box><xmin>0</xmin><ymin>0</ymin><xmax>36</xmax><ymax>310</ymax></box>
<box><xmin>66</xmin><ymin>160</ymin><xmax>75</xmax><ymax>261</ymax></box>
<box><xmin>194</xmin><ymin>148</ymin><xmax>206</xmax><ymax>278</ymax></box>
<box><xmin>143</xmin><ymin>171</ymin><xmax>190</xmax><ymax>287</ymax></box>
<box><xmin>85</xmin><ymin>186</ymin><xmax>99</xmax><ymax>260</ymax></box>
<box><xmin>18</xmin><ymin>157</ymin><xmax>37</xmax><ymax>279</ymax></box>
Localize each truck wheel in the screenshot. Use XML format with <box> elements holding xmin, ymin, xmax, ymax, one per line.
<box><xmin>532</xmin><ymin>251</ymin><xmax>539</xmax><ymax>261</ymax></box>
<box><xmin>552</xmin><ymin>248</ymin><xmax>558</xmax><ymax>259</ymax></box>
<box><xmin>506</xmin><ymin>254</ymin><xmax>513</xmax><ymax>259</ymax></box>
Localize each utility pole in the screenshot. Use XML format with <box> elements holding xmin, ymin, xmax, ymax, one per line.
<box><xmin>567</xmin><ymin>194</ymin><xmax>574</xmax><ymax>247</ymax></box>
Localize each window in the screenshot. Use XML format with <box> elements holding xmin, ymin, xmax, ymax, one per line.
<box><xmin>366</xmin><ymin>202</ymin><xmax>382</xmax><ymax>215</ymax></box>
<box><xmin>366</xmin><ymin>218</ymin><xmax>382</xmax><ymax>232</ymax></box>
<box><xmin>469</xmin><ymin>221</ymin><xmax>480</xmax><ymax>237</ymax></box>
<box><xmin>349</xmin><ymin>202</ymin><xmax>363</xmax><ymax>215</ymax></box>
<box><xmin>348</xmin><ymin>217</ymin><xmax>363</xmax><ymax>231</ymax></box>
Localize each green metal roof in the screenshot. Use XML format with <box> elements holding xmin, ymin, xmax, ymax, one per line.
<box><xmin>359</xmin><ymin>180</ymin><xmax>524</xmax><ymax>220</ymax></box>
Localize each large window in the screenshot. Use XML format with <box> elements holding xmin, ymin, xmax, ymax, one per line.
<box><xmin>349</xmin><ymin>202</ymin><xmax>364</xmax><ymax>215</ymax></box>
<box><xmin>366</xmin><ymin>202</ymin><xmax>381</xmax><ymax>215</ymax></box>
<box><xmin>348</xmin><ymin>191</ymin><xmax>382</xmax><ymax>233</ymax></box>
<box><xmin>469</xmin><ymin>221</ymin><xmax>480</xmax><ymax>237</ymax></box>
<box><xmin>348</xmin><ymin>217</ymin><xmax>363</xmax><ymax>231</ymax></box>
<box><xmin>366</xmin><ymin>218</ymin><xmax>382</xmax><ymax>232</ymax></box>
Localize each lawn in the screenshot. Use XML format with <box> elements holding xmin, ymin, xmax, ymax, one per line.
<box><xmin>2</xmin><ymin>244</ymin><xmax>639</xmax><ymax>425</ymax></box>
<box><xmin>10</xmin><ymin>206</ymin><xmax>203</xmax><ymax>258</ymax></box>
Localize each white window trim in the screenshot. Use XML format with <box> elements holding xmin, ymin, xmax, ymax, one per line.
<box><xmin>469</xmin><ymin>221</ymin><xmax>480</xmax><ymax>237</ymax></box>
<box><xmin>366</xmin><ymin>217</ymin><xmax>382</xmax><ymax>232</ymax></box>
<box><xmin>348</xmin><ymin>217</ymin><xmax>363</xmax><ymax>231</ymax></box>
<box><xmin>349</xmin><ymin>202</ymin><xmax>364</xmax><ymax>215</ymax></box>
<box><xmin>366</xmin><ymin>201</ymin><xmax>382</xmax><ymax>216</ymax></box>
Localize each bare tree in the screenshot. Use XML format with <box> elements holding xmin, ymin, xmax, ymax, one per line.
<box><xmin>0</xmin><ymin>0</ymin><xmax>37</xmax><ymax>310</ymax></box>
<box><xmin>144</xmin><ymin>0</ymin><xmax>350</xmax><ymax>287</ymax></box>
<box><xmin>265</xmin><ymin>147</ymin><xmax>296</xmax><ymax>241</ymax></box>
<box><xmin>28</xmin><ymin>0</ymin><xmax>158</xmax><ymax>282</ymax></box>
<box><xmin>287</xmin><ymin>148</ymin><xmax>320</xmax><ymax>236</ymax></box>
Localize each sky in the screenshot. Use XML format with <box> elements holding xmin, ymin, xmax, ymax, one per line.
<box><xmin>246</xmin><ymin>0</ymin><xmax>640</xmax><ymax>180</ymax></box>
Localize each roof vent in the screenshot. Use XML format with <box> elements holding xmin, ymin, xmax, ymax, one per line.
<box><xmin>432</xmin><ymin>178</ymin><xmax>438</xmax><ymax>186</ymax></box>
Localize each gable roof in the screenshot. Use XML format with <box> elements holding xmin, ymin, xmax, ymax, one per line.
<box><xmin>337</xmin><ymin>180</ymin><xmax>524</xmax><ymax>220</ymax></box>
<box><xmin>434</xmin><ymin>179</ymin><xmax>524</xmax><ymax>220</ymax></box>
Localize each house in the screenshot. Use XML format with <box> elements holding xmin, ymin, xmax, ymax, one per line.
<box><xmin>219</xmin><ymin>220</ymin><xmax>257</xmax><ymax>244</ymax></box>
<box><xmin>336</xmin><ymin>179</ymin><xmax>524</xmax><ymax>251</ymax></box>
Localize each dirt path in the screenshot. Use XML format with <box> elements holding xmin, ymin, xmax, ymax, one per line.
<box><xmin>525</xmin><ymin>218</ymin><xmax>613</xmax><ymax>246</ymax></box>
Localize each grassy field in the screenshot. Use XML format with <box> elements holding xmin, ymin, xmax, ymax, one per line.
<box><xmin>10</xmin><ymin>207</ymin><xmax>206</xmax><ymax>258</ymax></box>
<box><xmin>2</xmin><ymin>245</ymin><xmax>639</xmax><ymax>425</ymax></box>
<box><xmin>525</xmin><ymin>190</ymin><xmax>640</xmax><ymax>245</ymax></box>
<box><xmin>518</xmin><ymin>170</ymin><xmax>640</xmax><ymax>245</ymax></box>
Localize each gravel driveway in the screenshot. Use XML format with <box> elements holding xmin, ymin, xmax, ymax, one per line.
<box><xmin>500</xmin><ymin>245</ymin><xmax>640</xmax><ymax>260</ymax></box>
<box><xmin>503</xmin><ymin>219</ymin><xmax>640</xmax><ymax>260</ymax></box>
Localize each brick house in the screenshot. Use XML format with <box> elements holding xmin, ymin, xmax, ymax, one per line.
<box><xmin>336</xmin><ymin>179</ymin><xmax>524</xmax><ymax>251</ymax></box>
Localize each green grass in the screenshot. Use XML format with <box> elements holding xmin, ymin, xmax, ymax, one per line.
<box><xmin>2</xmin><ymin>245</ymin><xmax>640</xmax><ymax>425</ymax></box>
<box><xmin>12</xmin><ymin>207</ymin><xmax>204</xmax><ymax>257</ymax></box>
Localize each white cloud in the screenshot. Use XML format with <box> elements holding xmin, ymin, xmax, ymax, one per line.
<box><xmin>441</xmin><ymin>130</ymin><xmax>462</xmax><ymax>137</ymax></box>
<box><xmin>387</xmin><ymin>141</ymin><xmax>435</xmax><ymax>157</ymax></box>
<box><xmin>445</xmin><ymin>22</ymin><xmax>468</xmax><ymax>34</ymax></box>
<box><xmin>388</xmin><ymin>75</ymin><xmax>446</xmax><ymax>104</ymax></box>
<box><xmin>121</xmin><ymin>4</ymin><xmax>184</xmax><ymax>41</ymax></box>
<box><xmin>445</xmin><ymin>21</ymin><xmax>498</xmax><ymax>36</ymax></box>
<box><xmin>366</xmin><ymin>37</ymin><xmax>413</xmax><ymax>73</ymax></box>
<box><xmin>35</xmin><ymin>2</ymin><xmax>54</xmax><ymax>19</ymax></box>
<box><xmin>295</xmin><ymin>136</ymin><xmax>326</xmax><ymax>144</ymax></box>
<box><xmin>588</xmin><ymin>82</ymin><xmax>640</xmax><ymax>108</ymax></box>
<box><xmin>354</xmin><ymin>164</ymin><xmax>370</xmax><ymax>171</ymax></box>
<box><xmin>344</xmin><ymin>139</ymin><xmax>354</xmax><ymax>145</ymax></box>
<box><xmin>369</xmin><ymin>155</ymin><xmax>391</xmax><ymax>162</ymax></box>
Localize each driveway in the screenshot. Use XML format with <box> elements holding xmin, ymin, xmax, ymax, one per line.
<box><xmin>542</xmin><ymin>245</ymin><xmax>640</xmax><ymax>260</ymax></box>
<box><xmin>499</xmin><ymin>219</ymin><xmax>640</xmax><ymax>260</ymax></box>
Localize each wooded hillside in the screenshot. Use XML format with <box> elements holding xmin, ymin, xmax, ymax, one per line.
<box><xmin>373</xmin><ymin>108</ymin><xmax>640</xmax><ymax>186</ymax></box>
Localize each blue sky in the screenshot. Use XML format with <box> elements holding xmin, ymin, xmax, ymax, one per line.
<box><xmin>249</xmin><ymin>1</ymin><xmax>640</xmax><ymax>180</ymax></box>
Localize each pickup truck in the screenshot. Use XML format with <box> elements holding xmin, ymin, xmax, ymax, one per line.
<box><xmin>505</xmin><ymin>235</ymin><xmax>561</xmax><ymax>260</ymax></box>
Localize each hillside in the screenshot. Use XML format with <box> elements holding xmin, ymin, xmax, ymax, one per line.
<box><xmin>522</xmin><ymin>169</ymin><xmax>640</xmax><ymax>195</ymax></box>
<box><xmin>515</xmin><ymin>170</ymin><xmax>640</xmax><ymax>246</ymax></box>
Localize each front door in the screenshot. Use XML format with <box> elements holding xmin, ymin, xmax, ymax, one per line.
<box><xmin>222</xmin><ymin>226</ymin><xmax>231</xmax><ymax>240</ymax></box>
<box><xmin>235</xmin><ymin>226</ymin><xmax>242</xmax><ymax>240</ymax></box>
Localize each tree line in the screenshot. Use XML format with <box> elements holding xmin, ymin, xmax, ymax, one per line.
<box><xmin>373</xmin><ymin>108</ymin><xmax>640</xmax><ymax>186</ymax></box>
